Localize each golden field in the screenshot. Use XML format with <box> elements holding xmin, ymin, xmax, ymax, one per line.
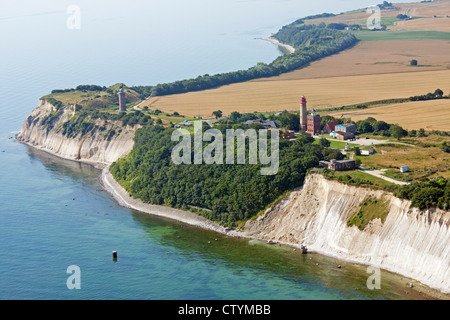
<box><xmin>331</xmin><ymin>99</ymin><xmax>450</xmax><ymax>131</ymax></box>
<box><xmin>142</xmin><ymin>69</ymin><xmax>450</xmax><ymax>122</ymax></box>
<box><xmin>265</xmin><ymin>40</ymin><xmax>450</xmax><ymax>80</ymax></box>
<box><xmin>301</xmin><ymin>0</ymin><xmax>450</xmax><ymax>28</ymax></box>
<box><xmin>390</xmin><ymin>18</ymin><xmax>450</xmax><ymax>32</ymax></box>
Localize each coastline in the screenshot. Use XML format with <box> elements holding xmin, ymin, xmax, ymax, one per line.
<box><xmin>17</xmin><ymin>136</ymin><xmax>247</xmax><ymax>238</ymax></box>
<box><xmin>17</xmin><ymin>139</ymin><xmax>449</xmax><ymax>299</ymax></box>
<box><xmin>101</xmin><ymin>166</ymin><xmax>244</xmax><ymax>237</ymax></box>
<box><xmin>260</xmin><ymin>37</ymin><xmax>296</xmax><ymax>54</ymax></box>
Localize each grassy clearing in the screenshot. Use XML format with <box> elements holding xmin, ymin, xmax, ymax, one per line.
<box><xmin>347</xmin><ymin>196</ymin><xmax>390</xmax><ymax>230</ymax></box>
<box><xmin>314</xmin><ymin>168</ymin><xmax>398</xmax><ymax>191</ymax></box>
<box><xmin>355</xmin><ymin>141</ymin><xmax>450</xmax><ymax>180</ymax></box>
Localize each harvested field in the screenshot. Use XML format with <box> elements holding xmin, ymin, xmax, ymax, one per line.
<box><xmin>141</xmin><ymin>69</ymin><xmax>450</xmax><ymax>119</ymax></box>
<box><xmin>403</xmin><ymin>0</ymin><xmax>450</xmax><ymax>18</ymax></box>
<box><xmin>269</xmin><ymin>40</ymin><xmax>450</xmax><ymax>80</ymax></box>
<box><xmin>390</xmin><ymin>18</ymin><xmax>450</xmax><ymax>32</ymax></box>
<box><xmin>300</xmin><ymin>0</ymin><xmax>450</xmax><ymax>27</ymax></box>
<box><xmin>332</xmin><ymin>99</ymin><xmax>450</xmax><ymax>131</ymax></box>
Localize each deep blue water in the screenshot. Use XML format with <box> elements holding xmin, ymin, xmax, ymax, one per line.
<box><xmin>0</xmin><ymin>0</ymin><xmax>421</xmax><ymax>300</ymax></box>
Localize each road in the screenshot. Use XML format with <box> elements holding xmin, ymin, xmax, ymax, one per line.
<box><xmin>358</xmin><ymin>168</ymin><xmax>410</xmax><ymax>186</ymax></box>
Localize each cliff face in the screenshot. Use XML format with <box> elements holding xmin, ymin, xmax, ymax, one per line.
<box><xmin>243</xmin><ymin>173</ymin><xmax>450</xmax><ymax>293</ymax></box>
<box><xmin>17</xmin><ymin>100</ymin><xmax>136</xmax><ymax>165</ymax></box>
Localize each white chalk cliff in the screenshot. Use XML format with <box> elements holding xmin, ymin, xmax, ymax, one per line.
<box><xmin>17</xmin><ymin>100</ymin><xmax>136</xmax><ymax>165</ymax></box>
<box><xmin>243</xmin><ymin>173</ymin><xmax>450</xmax><ymax>294</ymax></box>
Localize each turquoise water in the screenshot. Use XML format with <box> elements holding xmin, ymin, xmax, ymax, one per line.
<box><xmin>0</xmin><ymin>0</ymin><xmax>426</xmax><ymax>300</ymax></box>
<box><xmin>0</xmin><ymin>145</ymin><xmax>418</xmax><ymax>300</ymax></box>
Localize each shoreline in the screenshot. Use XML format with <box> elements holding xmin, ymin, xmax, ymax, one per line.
<box><xmin>101</xmin><ymin>166</ymin><xmax>245</xmax><ymax>237</ymax></box>
<box><xmin>17</xmin><ymin>139</ymin><xmax>449</xmax><ymax>299</ymax></box>
<box><xmin>260</xmin><ymin>37</ymin><xmax>296</xmax><ymax>54</ymax></box>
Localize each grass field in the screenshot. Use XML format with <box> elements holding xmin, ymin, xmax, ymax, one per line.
<box><xmin>352</xmin><ymin>30</ymin><xmax>450</xmax><ymax>41</ymax></box>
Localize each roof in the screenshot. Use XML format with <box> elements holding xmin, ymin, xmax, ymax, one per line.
<box><xmin>336</xmin><ymin>123</ymin><xmax>356</xmax><ymax>128</ymax></box>
<box><xmin>245</xmin><ymin>119</ymin><xmax>278</xmax><ymax>129</ymax></box>
<box><xmin>325</xmin><ymin>121</ymin><xmax>339</xmax><ymax>130</ymax></box>
<box><xmin>320</xmin><ymin>159</ymin><xmax>355</xmax><ymax>164</ymax></box>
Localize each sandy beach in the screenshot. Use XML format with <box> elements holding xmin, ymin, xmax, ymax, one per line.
<box><xmin>261</xmin><ymin>37</ymin><xmax>295</xmax><ymax>54</ymax></box>
<box><xmin>101</xmin><ymin>166</ymin><xmax>245</xmax><ymax>237</ymax></box>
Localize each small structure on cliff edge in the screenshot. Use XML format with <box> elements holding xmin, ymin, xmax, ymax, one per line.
<box><xmin>319</xmin><ymin>159</ymin><xmax>356</xmax><ymax>171</ymax></box>
<box><xmin>118</xmin><ymin>86</ymin><xmax>126</xmax><ymax>111</ymax></box>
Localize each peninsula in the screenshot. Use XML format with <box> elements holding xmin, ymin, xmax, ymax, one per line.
<box><xmin>18</xmin><ymin>0</ymin><xmax>450</xmax><ymax>296</ymax></box>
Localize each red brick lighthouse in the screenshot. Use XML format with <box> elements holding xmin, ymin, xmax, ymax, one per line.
<box><xmin>300</xmin><ymin>96</ymin><xmax>307</xmax><ymax>132</ymax></box>
<box><xmin>118</xmin><ymin>86</ymin><xmax>126</xmax><ymax>111</ymax></box>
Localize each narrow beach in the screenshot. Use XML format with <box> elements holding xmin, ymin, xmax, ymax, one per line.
<box><xmin>101</xmin><ymin>166</ymin><xmax>243</xmax><ymax>237</ymax></box>
<box><xmin>261</xmin><ymin>37</ymin><xmax>296</xmax><ymax>54</ymax></box>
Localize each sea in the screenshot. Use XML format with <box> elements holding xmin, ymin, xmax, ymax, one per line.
<box><xmin>0</xmin><ymin>0</ymin><xmax>426</xmax><ymax>300</ymax></box>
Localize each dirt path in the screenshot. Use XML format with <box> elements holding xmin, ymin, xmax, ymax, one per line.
<box><xmin>358</xmin><ymin>168</ymin><xmax>410</xmax><ymax>186</ymax></box>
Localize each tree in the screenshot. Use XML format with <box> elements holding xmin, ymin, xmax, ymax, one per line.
<box><xmin>212</xmin><ymin>110</ymin><xmax>223</xmax><ymax>119</ymax></box>
<box><xmin>411</xmin><ymin>187</ymin><xmax>444</xmax><ymax>210</ymax></box>
<box><xmin>389</xmin><ymin>124</ymin><xmax>407</xmax><ymax>140</ymax></box>
<box><xmin>418</xmin><ymin>128</ymin><xmax>426</xmax><ymax>137</ymax></box>
<box><xmin>356</xmin><ymin>120</ymin><xmax>374</xmax><ymax>134</ymax></box>
<box><xmin>319</xmin><ymin>137</ymin><xmax>330</xmax><ymax>148</ymax></box>
<box><xmin>434</xmin><ymin>88</ymin><xmax>444</xmax><ymax>98</ymax></box>
<box><xmin>442</xmin><ymin>142</ymin><xmax>450</xmax><ymax>153</ymax></box>
<box><xmin>410</xmin><ymin>59</ymin><xmax>418</xmax><ymax>66</ymax></box>
<box><xmin>248</xmin><ymin>122</ymin><xmax>265</xmax><ymax>130</ymax></box>
<box><xmin>372</xmin><ymin>120</ymin><xmax>390</xmax><ymax>132</ymax></box>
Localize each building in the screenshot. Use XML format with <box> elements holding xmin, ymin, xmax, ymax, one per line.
<box><xmin>280</xmin><ymin>130</ymin><xmax>295</xmax><ymax>140</ymax></box>
<box><xmin>300</xmin><ymin>96</ymin><xmax>307</xmax><ymax>132</ymax></box>
<box><xmin>179</xmin><ymin>120</ymin><xmax>193</xmax><ymax>127</ymax></box>
<box><xmin>335</xmin><ymin>132</ymin><xmax>354</xmax><ymax>140</ymax></box>
<box><xmin>244</xmin><ymin>119</ymin><xmax>278</xmax><ymax>129</ymax></box>
<box><xmin>323</xmin><ymin>121</ymin><xmax>339</xmax><ymax>134</ymax></box>
<box><xmin>118</xmin><ymin>87</ymin><xmax>126</xmax><ymax>111</ymax></box>
<box><xmin>307</xmin><ymin>109</ymin><xmax>321</xmax><ymax>134</ymax></box>
<box><xmin>319</xmin><ymin>159</ymin><xmax>356</xmax><ymax>171</ymax></box>
<box><xmin>400</xmin><ymin>166</ymin><xmax>409</xmax><ymax>173</ymax></box>
<box><xmin>361</xmin><ymin>149</ymin><xmax>374</xmax><ymax>156</ymax></box>
<box><xmin>335</xmin><ymin>123</ymin><xmax>356</xmax><ymax>134</ymax></box>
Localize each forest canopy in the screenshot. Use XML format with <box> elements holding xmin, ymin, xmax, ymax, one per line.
<box><xmin>110</xmin><ymin>125</ymin><xmax>331</xmax><ymax>227</ymax></box>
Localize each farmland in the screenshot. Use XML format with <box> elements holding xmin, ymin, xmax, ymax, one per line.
<box><xmin>390</xmin><ymin>18</ymin><xmax>450</xmax><ymax>33</ymax></box>
<box><xmin>332</xmin><ymin>99</ymin><xmax>450</xmax><ymax>131</ymax></box>
<box><xmin>141</xmin><ymin>69</ymin><xmax>450</xmax><ymax>124</ymax></box>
